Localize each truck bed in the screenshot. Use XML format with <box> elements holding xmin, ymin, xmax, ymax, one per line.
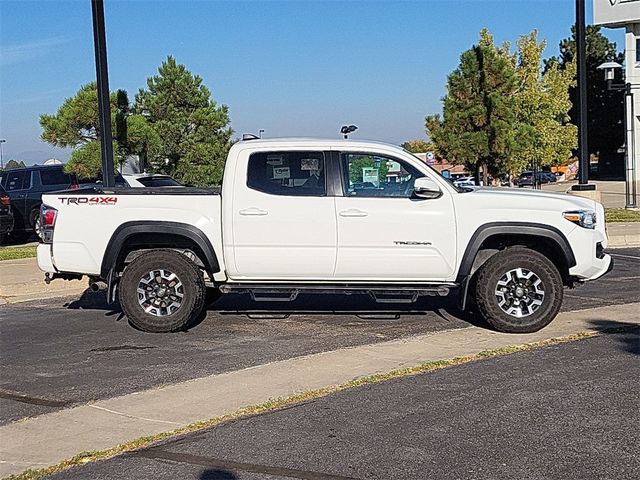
<box><xmin>41</xmin><ymin>188</ymin><xmax>223</xmax><ymax>277</ymax></box>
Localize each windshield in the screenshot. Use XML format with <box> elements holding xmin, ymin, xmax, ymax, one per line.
<box><xmin>405</xmin><ymin>150</ymin><xmax>466</xmax><ymax>193</ymax></box>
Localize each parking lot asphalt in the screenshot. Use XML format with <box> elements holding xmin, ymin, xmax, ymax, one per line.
<box><xmin>44</xmin><ymin>327</ymin><xmax>640</xmax><ymax>480</ymax></box>
<box><xmin>0</xmin><ymin>247</ymin><xmax>638</xmax><ymax>426</ymax></box>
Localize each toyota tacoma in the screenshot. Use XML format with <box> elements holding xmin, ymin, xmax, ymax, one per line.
<box><xmin>37</xmin><ymin>138</ymin><xmax>613</xmax><ymax>333</ymax></box>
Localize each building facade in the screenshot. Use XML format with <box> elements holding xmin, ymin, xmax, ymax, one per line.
<box><xmin>594</xmin><ymin>0</ymin><xmax>640</xmax><ymax>190</ymax></box>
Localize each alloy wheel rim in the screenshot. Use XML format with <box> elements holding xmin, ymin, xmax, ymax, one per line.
<box><xmin>494</xmin><ymin>267</ymin><xmax>545</xmax><ymax>318</ymax></box>
<box><xmin>137</xmin><ymin>269</ymin><xmax>184</xmax><ymax>316</ymax></box>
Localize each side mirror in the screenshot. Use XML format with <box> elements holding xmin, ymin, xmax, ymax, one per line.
<box><xmin>413</xmin><ymin>177</ymin><xmax>442</xmax><ymax>199</ymax></box>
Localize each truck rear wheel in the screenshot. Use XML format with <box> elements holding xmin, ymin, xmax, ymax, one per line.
<box><xmin>119</xmin><ymin>249</ymin><xmax>206</xmax><ymax>333</ymax></box>
<box><xmin>473</xmin><ymin>247</ymin><xmax>563</xmax><ymax>333</ymax></box>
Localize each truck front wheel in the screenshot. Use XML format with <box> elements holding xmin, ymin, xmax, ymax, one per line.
<box><xmin>119</xmin><ymin>249</ymin><xmax>206</xmax><ymax>333</ymax></box>
<box><xmin>473</xmin><ymin>247</ymin><xmax>563</xmax><ymax>333</ymax></box>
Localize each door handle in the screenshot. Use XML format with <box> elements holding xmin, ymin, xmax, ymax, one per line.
<box><xmin>339</xmin><ymin>209</ymin><xmax>368</xmax><ymax>217</ymax></box>
<box><xmin>239</xmin><ymin>207</ymin><xmax>268</xmax><ymax>216</ymax></box>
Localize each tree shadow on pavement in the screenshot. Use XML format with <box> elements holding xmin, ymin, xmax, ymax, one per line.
<box><xmin>588</xmin><ymin>320</ymin><xmax>640</xmax><ymax>355</ymax></box>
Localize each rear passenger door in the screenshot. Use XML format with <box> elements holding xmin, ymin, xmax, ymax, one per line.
<box><xmin>229</xmin><ymin>150</ymin><xmax>337</xmax><ymax>279</ymax></box>
<box><xmin>3</xmin><ymin>170</ymin><xmax>29</xmax><ymax>229</ymax></box>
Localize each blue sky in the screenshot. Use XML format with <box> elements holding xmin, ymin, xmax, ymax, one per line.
<box><xmin>0</xmin><ymin>0</ymin><xmax>624</xmax><ymax>163</ymax></box>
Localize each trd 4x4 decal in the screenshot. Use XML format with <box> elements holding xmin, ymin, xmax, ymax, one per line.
<box><xmin>58</xmin><ymin>196</ymin><xmax>118</xmax><ymax>205</ymax></box>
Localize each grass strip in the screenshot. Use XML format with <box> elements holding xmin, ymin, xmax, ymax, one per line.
<box><xmin>3</xmin><ymin>330</ymin><xmax>603</xmax><ymax>480</ymax></box>
<box><xmin>0</xmin><ymin>246</ymin><xmax>37</xmax><ymax>261</ymax></box>
<box><xmin>605</xmin><ymin>208</ymin><xmax>640</xmax><ymax>223</ymax></box>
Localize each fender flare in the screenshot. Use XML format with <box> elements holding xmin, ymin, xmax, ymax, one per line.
<box><xmin>456</xmin><ymin>222</ymin><xmax>576</xmax><ymax>309</ymax></box>
<box><xmin>100</xmin><ymin>221</ymin><xmax>220</xmax><ymax>279</ymax></box>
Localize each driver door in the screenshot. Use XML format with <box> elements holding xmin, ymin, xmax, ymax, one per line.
<box><xmin>334</xmin><ymin>152</ymin><xmax>456</xmax><ymax>281</ymax></box>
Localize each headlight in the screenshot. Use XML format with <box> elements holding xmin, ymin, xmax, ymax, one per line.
<box><xmin>563</xmin><ymin>210</ymin><xmax>596</xmax><ymax>229</ymax></box>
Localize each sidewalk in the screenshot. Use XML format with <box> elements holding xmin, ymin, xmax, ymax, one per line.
<box><xmin>0</xmin><ymin>302</ymin><xmax>637</xmax><ymax>477</ymax></box>
<box><xmin>541</xmin><ymin>179</ymin><xmax>631</xmax><ymax>209</ymax></box>
<box><xmin>0</xmin><ymin>257</ymin><xmax>87</xmax><ymax>304</ymax></box>
<box><xmin>607</xmin><ymin>222</ymin><xmax>640</xmax><ymax>247</ymax></box>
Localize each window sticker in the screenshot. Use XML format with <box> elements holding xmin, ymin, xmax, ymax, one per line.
<box><xmin>267</xmin><ymin>155</ymin><xmax>284</xmax><ymax>166</ymax></box>
<box><xmin>300</xmin><ymin>158</ymin><xmax>320</xmax><ymax>171</ymax></box>
<box><xmin>272</xmin><ymin>166</ymin><xmax>291</xmax><ymax>179</ymax></box>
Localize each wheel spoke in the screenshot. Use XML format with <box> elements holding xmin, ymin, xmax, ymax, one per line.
<box><xmin>137</xmin><ymin>268</ymin><xmax>184</xmax><ymax>317</ymax></box>
<box><xmin>494</xmin><ymin>267</ymin><xmax>545</xmax><ymax>319</ymax></box>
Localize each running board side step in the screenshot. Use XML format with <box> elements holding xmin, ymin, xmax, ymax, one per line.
<box><xmin>218</xmin><ymin>284</ymin><xmax>453</xmax><ymax>303</ymax></box>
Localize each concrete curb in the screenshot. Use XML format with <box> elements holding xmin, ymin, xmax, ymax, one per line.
<box><xmin>607</xmin><ymin>234</ymin><xmax>640</xmax><ymax>248</ymax></box>
<box><xmin>0</xmin><ymin>302</ymin><xmax>638</xmax><ymax>477</ymax></box>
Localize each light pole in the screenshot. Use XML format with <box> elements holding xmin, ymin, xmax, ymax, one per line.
<box><xmin>597</xmin><ymin>61</ymin><xmax>638</xmax><ymax>209</ymax></box>
<box><xmin>0</xmin><ymin>139</ymin><xmax>6</xmax><ymax>170</ymax></box>
<box><xmin>259</xmin><ymin>129</ymin><xmax>265</xmax><ymax>138</ymax></box>
<box><xmin>91</xmin><ymin>0</ymin><xmax>115</xmax><ymax>188</ymax></box>
<box><xmin>571</xmin><ymin>0</ymin><xmax>596</xmax><ymax>194</ymax></box>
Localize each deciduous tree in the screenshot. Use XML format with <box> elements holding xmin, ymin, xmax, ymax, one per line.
<box><xmin>545</xmin><ymin>25</ymin><xmax>624</xmax><ymax>163</ymax></box>
<box><xmin>510</xmin><ymin>31</ymin><xmax>577</xmax><ymax>176</ymax></box>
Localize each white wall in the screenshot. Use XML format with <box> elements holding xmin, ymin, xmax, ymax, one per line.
<box><xmin>625</xmin><ymin>24</ymin><xmax>640</xmax><ymax>184</ymax></box>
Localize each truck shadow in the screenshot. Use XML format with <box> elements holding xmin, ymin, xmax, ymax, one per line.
<box><xmin>64</xmin><ymin>288</ymin><xmax>484</xmax><ymax>330</ymax></box>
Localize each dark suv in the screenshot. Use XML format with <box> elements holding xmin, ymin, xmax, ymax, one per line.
<box><xmin>0</xmin><ymin>165</ymin><xmax>126</xmax><ymax>240</ymax></box>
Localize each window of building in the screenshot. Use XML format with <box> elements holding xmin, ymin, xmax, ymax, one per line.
<box><xmin>247</xmin><ymin>151</ymin><xmax>326</xmax><ymax>196</ymax></box>
<box><xmin>636</xmin><ymin>38</ymin><xmax>640</xmax><ymax>63</ymax></box>
<box><xmin>341</xmin><ymin>153</ymin><xmax>424</xmax><ymax>198</ymax></box>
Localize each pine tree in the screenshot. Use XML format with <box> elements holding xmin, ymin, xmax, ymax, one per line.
<box><xmin>134</xmin><ymin>56</ymin><xmax>234</xmax><ymax>186</ymax></box>
<box><xmin>40</xmin><ymin>83</ymin><xmax>134</xmax><ymax>179</ymax></box>
<box><xmin>426</xmin><ymin>29</ymin><xmax>518</xmax><ymax>184</ymax></box>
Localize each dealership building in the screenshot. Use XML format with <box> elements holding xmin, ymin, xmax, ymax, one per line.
<box><xmin>593</xmin><ymin>0</ymin><xmax>640</xmax><ymax>192</ymax></box>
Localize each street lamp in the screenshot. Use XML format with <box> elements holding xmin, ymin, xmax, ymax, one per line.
<box><xmin>597</xmin><ymin>61</ymin><xmax>637</xmax><ymax>209</ymax></box>
<box><xmin>0</xmin><ymin>139</ymin><xmax>6</xmax><ymax>170</ymax></box>
<box><xmin>340</xmin><ymin>125</ymin><xmax>358</xmax><ymax>139</ymax></box>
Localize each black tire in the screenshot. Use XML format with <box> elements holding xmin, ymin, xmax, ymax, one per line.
<box><xmin>29</xmin><ymin>208</ymin><xmax>40</xmax><ymax>230</ymax></box>
<box><xmin>119</xmin><ymin>249</ymin><xmax>206</xmax><ymax>333</ymax></box>
<box><xmin>473</xmin><ymin>247</ymin><xmax>563</xmax><ymax>333</ymax></box>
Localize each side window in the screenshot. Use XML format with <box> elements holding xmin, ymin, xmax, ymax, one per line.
<box><xmin>341</xmin><ymin>153</ymin><xmax>424</xmax><ymax>198</ymax></box>
<box><xmin>40</xmin><ymin>168</ymin><xmax>72</xmax><ymax>186</ymax></box>
<box><xmin>5</xmin><ymin>171</ymin><xmax>26</xmax><ymax>191</ymax></box>
<box><xmin>23</xmin><ymin>171</ymin><xmax>32</xmax><ymax>189</ymax></box>
<box><xmin>247</xmin><ymin>151</ymin><xmax>326</xmax><ymax>196</ymax></box>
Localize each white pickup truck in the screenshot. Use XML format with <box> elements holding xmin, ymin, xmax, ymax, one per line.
<box><xmin>37</xmin><ymin>138</ymin><xmax>612</xmax><ymax>333</ymax></box>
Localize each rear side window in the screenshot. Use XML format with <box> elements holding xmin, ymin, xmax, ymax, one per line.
<box><xmin>4</xmin><ymin>171</ymin><xmax>26</xmax><ymax>191</ymax></box>
<box><xmin>137</xmin><ymin>176</ymin><xmax>181</xmax><ymax>187</ymax></box>
<box><xmin>247</xmin><ymin>151</ymin><xmax>326</xmax><ymax>196</ymax></box>
<box><xmin>40</xmin><ymin>168</ymin><xmax>73</xmax><ymax>186</ymax></box>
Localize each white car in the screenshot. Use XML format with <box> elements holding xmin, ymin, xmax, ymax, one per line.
<box><xmin>37</xmin><ymin>137</ymin><xmax>612</xmax><ymax>334</ymax></box>
<box><xmin>122</xmin><ymin>174</ymin><xmax>182</xmax><ymax>188</ymax></box>
<box><xmin>453</xmin><ymin>176</ymin><xmax>477</xmax><ymax>188</ymax></box>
